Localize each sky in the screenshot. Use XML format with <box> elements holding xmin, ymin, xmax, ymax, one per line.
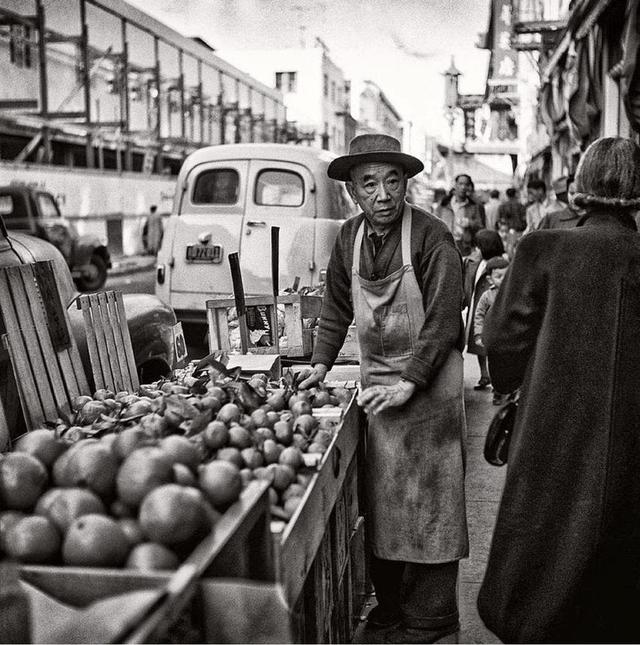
<box><xmin>127</xmin><ymin>0</ymin><xmax>492</xmax><ymax>146</ymax></box>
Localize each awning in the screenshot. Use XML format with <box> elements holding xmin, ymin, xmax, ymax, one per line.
<box><xmin>542</xmin><ymin>0</ymin><xmax>613</xmax><ymax>81</ymax></box>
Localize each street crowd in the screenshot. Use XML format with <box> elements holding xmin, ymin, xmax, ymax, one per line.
<box><xmin>299</xmin><ymin>132</ymin><xmax>640</xmax><ymax>643</ymax></box>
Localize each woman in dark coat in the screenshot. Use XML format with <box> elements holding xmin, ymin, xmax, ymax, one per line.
<box><xmin>477</xmin><ymin>137</ymin><xmax>640</xmax><ymax>643</ymax></box>
<box><xmin>463</xmin><ymin>230</ymin><xmax>504</xmax><ymax>390</ymax></box>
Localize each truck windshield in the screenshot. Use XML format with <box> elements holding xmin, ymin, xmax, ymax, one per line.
<box><xmin>37</xmin><ymin>194</ymin><xmax>60</xmax><ymax>219</ymax></box>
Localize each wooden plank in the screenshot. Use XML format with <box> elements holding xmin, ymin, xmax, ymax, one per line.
<box><xmin>19</xmin><ymin>265</ymin><xmax>72</xmax><ymax>418</ymax></box>
<box><xmin>33</xmin><ymin>261</ymin><xmax>70</xmax><ymax>350</ymax></box>
<box><xmin>0</xmin><ymin>269</ymin><xmax>48</xmax><ymax>430</ymax></box>
<box><xmin>78</xmin><ymin>296</ymin><xmax>106</xmax><ymax>391</ymax></box>
<box><xmin>349</xmin><ymin>516</ymin><xmax>367</xmax><ymax>629</ymax></box>
<box><xmin>284</xmin><ymin>302</ymin><xmax>303</xmax><ymax>352</ymax></box>
<box><xmin>277</xmin><ymin>394</ymin><xmax>360</xmax><ymax>606</ymax></box>
<box><xmin>113</xmin><ymin>292</ymin><xmax>139</xmax><ymax>392</ymax></box>
<box><xmin>4</xmin><ymin>266</ymin><xmax>59</xmax><ymax>423</ymax></box>
<box><xmin>95</xmin><ymin>292</ymin><xmax>124</xmax><ymax>393</ymax></box>
<box><xmin>206</xmin><ymin>304</ymin><xmax>220</xmax><ymax>351</ymax></box>
<box><xmin>87</xmin><ymin>293</ymin><xmax>112</xmax><ymax>391</ymax></box>
<box><xmin>104</xmin><ymin>292</ymin><xmax>131</xmax><ymax>392</ymax></box>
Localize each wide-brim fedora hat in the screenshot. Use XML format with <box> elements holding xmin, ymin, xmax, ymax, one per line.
<box><xmin>328</xmin><ymin>133</ymin><xmax>424</xmax><ymax>181</ymax></box>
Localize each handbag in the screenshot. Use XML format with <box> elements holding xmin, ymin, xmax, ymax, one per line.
<box><xmin>484</xmin><ymin>400</ymin><xmax>518</xmax><ymax>466</ymax></box>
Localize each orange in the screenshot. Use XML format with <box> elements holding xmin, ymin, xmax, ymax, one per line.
<box><xmin>62</xmin><ymin>514</ymin><xmax>130</xmax><ymax>567</ymax></box>
<box><xmin>139</xmin><ymin>484</ymin><xmax>210</xmax><ymax>545</ymax></box>
<box><xmin>159</xmin><ymin>435</ymin><xmax>200</xmax><ymax>471</ymax></box>
<box><xmin>0</xmin><ymin>453</ymin><xmax>48</xmax><ymax>510</ymax></box>
<box><xmin>0</xmin><ymin>510</ymin><xmax>26</xmax><ymax>553</ymax></box>
<box><xmin>199</xmin><ymin>460</ymin><xmax>242</xmax><ymax>508</ymax></box>
<box><xmin>5</xmin><ymin>515</ymin><xmax>60</xmax><ymax>564</ymax></box>
<box><xmin>13</xmin><ymin>429</ymin><xmax>66</xmax><ymax>468</ymax></box>
<box><xmin>52</xmin><ymin>440</ymin><xmax>118</xmax><ymax>500</ymax></box>
<box><xmin>116</xmin><ymin>447</ymin><xmax>174</xmax><ymax>507</ymax></box>
<box><xmin>35</xmin><ymin>487</ymin><xmax>105</xmax><ymax>533</ymax></box>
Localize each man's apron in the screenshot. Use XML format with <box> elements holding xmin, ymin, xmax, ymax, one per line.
<box><xmin>352</xmin><ymin>205</ymin><xmax>469</xmax><ymax>563</ymax></box>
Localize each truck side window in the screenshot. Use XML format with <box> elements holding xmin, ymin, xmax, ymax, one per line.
<box><xmin>37</xmin><ymin>194</ymin><xmax>60</xmax><ymax>218</ymax></box>
<box><xmin>0</xmin><ymin>194</ymin><xmax>29</xmax><ymax>229</ymax></box>
<box><xmin>193</xmin><ymin>169</ymin><xmax>239</xmax><ymax>204</ymax></box>
<box><xmin>255</xmin><ymin>170</ymin><xmax>304</xmax><ymax>207</ymax></box>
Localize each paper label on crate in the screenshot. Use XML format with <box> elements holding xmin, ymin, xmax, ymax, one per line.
<box><xmin>172</xmin><ymin>322</ymin><xmax>188</xmax><ymax>364</ymax></box>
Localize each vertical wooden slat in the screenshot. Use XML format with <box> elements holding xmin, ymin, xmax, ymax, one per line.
<box><xmin>96</xmin><ymin>291</ymin><xmax>124</xmax><ymax>393</ymax></box>
<box><xmin>88</xmin><ymin>293</ymin><xmax>113</xmax><ymax>391</ymax></box>
<box><xmin>0</xmin><ymin>273</ymin><xmax>47</xmax><ymax>429</ymax></box>
<box><xmin>113</xmin><ymin>291</ymin><xmax>139</xmax><ymax>392</ymax></box>
<box><xmin>18</xmin><ymin>265</ymin><xmax>73</xmax><ymax>418</ymax></box>
<box><xmin>78</xmin><ymin>296</ymin><xmax>106</xmax><ymax>392</ymax></box>
<box><xmin>105</xmin><ymin>292</ymin><xmax>131</xmax><ymax>392</ymax></box>
<box><xmin>4</xmin><ymin>266</ymin><xmax>59</xmax><ymax>420</ymax></box>
<box><xmin>206</xmin><ymin>302</ymin><xmax>220</xmax><ymax>352</ymax></box>
<box><xmin>61</xmin><ymin>326</ymin><xmax>90</xmax><ymax>398</ymax></box>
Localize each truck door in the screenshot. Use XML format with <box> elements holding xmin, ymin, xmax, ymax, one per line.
<box><xmin>240</xmin><ymin>160</ymin><xmax>316</xmax><ymax>294</ymax></box>
<box><xmin>168</xmin><ymin>160</ymin><xmax>249</xmax><ymax>304</ymax></box>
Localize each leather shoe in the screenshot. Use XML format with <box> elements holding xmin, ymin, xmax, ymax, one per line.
<box><xmin>383</xmin><ymin>623</ymin><xmax>460</xmax><ymax>644</ymax></box>
<box><xmin>365</xmin><ymin>605</ymin><xmax>402</xmax><ymax>630</ymax></box>
<box><xmin>473</xmin><ymin>377</ymin><xmax>490</xmax><ymax>391</ymax></box>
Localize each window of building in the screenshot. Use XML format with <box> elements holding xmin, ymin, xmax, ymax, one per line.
<box><xmin>323</xmin><ymin>73</ymin><xmax>329</xmax><ymax>97</ymax></box>
<box><xmin>275</xmin><ymin>71</ymin><xmax>297</xmax><ymax>93</ymax></box>
<box><xmin>255</xmin><ymin>170</ymin><xmax>304</xmax><ymax>206</ymax></box>
<box><xmin>192</xmin><ymin>169</ymin><xmax>239</xmax><ymax>204</ymax></box>
<box><xmin>331</xmin><ymin>81</ymin><xmax>336</xmax><ymax>103</ymax></box>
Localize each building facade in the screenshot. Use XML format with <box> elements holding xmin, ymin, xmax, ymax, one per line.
<box><xmin>509</xmin><ymin>0</ymin><xmax>636</xmax><ymax>183</ymax></box>
<box><xmin>0</xmin><ymin>0</ymin><xmax>287</xmax><ymax>175</ymax></box>
<box><xmin>354</xmin><ymin>80</ymin><xmax>404</xmax><ymax>142</ymax></box>
<box><xmin>219</xmin><ymin>39</ymin><xmax>352</xmax><ymax>153</ymax></box>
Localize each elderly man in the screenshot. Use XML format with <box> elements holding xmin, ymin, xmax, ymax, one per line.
<box><xmin>300</xmin><ymin>134</ymin><xmax>468</xmax><ymax>643</ymax></box>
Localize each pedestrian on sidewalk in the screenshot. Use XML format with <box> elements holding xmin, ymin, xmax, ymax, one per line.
<box><xmin>435</xmin><ymin>174</ymin><xmax>486</xmax><ymax>257</ymax></box>
<box><xmin>463</xmin><ymin>229</ymin><xmax>505</xmax><ymax>392</ymax></box>
<box><xmin>484</xmin><ymin>189</ymin><xmax>501</xmax><ymax>231</ymax></box>
<box><xmin>471</xmin><ymin>256</ymin><xmax>510</xmax><ymax>405</ymax></box>
<box><xmin>478</xmin><ymin>137</ymin><xmax>640</xmax><ymax>643</ymax></box>
<box><xmin>300</xmin><ymin>133</ymin><xmax>468</xmax><ymax>644</ymax></box>
<box><xmin>142</xmin><ymin>205</ymin><xmax>164</xmax><ymax>255</ymax></box>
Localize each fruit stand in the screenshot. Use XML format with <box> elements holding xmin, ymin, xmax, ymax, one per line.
<box><xmin>0</xmin><ymin>265</ymin><xmax>368</xmax><ymax>643</ymax></box>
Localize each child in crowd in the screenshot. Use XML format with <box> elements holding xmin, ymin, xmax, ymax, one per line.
<box><xmin>473</xmin><ymin>256</ymin><xmax>511</xmax><ymax>405</ymax></box>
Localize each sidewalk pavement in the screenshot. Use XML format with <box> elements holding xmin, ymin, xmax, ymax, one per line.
<box><xmin>109</xmin><ymin>254</ymin><xmax>157</xmax><ymax>276</ymax></box>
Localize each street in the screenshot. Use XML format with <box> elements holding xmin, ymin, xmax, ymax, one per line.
<box><xmin>105</xmin><ymin>267</ymin><xmax>155</xmax><ymax>294</ymax></box>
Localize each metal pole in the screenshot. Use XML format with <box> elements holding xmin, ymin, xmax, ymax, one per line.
<box><xmin>178</xmin><ymin>50</ymin><xmax>185</xmax><ymax>141</ymax></box>
<box><xmin>35</xmin><ymin>0</ymin><xmax>52</xmax><ymax>163</ymax></box>
<box><xmin>154</xmin><ymin>38</ymin><xmax>162</xmax><ymax>174</ymax></box>
<box><xmin>198</xmin><ymin>59</ymin><xmax>204</xmax><ymax>144</ymax></box>
<box><xmin>79</xmin><ymin>0</ymin><xmax>93</xmax><ymax>168</ymax></box>
<box><xmin>218</xmin><ymin>70</ymin><xmax>225</xmax><ymax>144</ymax></box>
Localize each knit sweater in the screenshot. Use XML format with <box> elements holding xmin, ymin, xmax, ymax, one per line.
<box><xmin>311</xmin><ymin>205</ymin><xmax>465</xmax><ymax>388</ymax></box>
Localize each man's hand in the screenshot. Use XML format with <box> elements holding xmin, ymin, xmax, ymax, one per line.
<box><xmin>357</xmin><ymin>379</ymin><xmax>416</xmax><ymax>415</ymax></box>
<box><xmin>298</xmin><ymin>363</ymin><xmax>329</xmax><ymax>390</ymax></box>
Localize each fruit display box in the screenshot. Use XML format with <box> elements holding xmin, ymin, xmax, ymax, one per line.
<box><xmin>270</xmin><ymin>394</ymin><xmax>368</xmax><ymax>642</ymax></box>
<box><xmin>18</xmin><ymin>480</ymin><xmax>278</xmax><ymax>643</ymax></box>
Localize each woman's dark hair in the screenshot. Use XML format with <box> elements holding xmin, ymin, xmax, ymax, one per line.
<box><xmin>475</xmin><ymin>229</ymin><xmax>505</xmax><ymax>260</ymax></box>
<box><xmin>573</xmin><ymin>137</ymin><xmax>640</xmax><ymax>210</ymax></box>
<box><xmin>505</xmin><ymin>187</ymin><xmax>517</xmax><ymax>199</ymax></box>
<box><xmin>455</xmin><ymin>174</ymin><xmax>474</xmax><ymax>190</ymax></box>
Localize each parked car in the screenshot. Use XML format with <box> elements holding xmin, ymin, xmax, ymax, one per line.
<box><xmin>0</xmin><ymin>185</ymin><xmax>111</xmax><ymax>291</ymax></box>
<box><xmin>155</xmin><ymin>143</ymin><xmax>357</xmax><ymax>341</ymax></box>
<box><xmin>0</xmin><ymin>215</ymin><xmax>178</xmax><ymax>448</ymax></box>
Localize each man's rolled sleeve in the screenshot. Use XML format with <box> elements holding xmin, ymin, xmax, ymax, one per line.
<box><xmin>400</xmin><ymin>241</ymin><xmax>464</xmax><ymax>387</ymax></box>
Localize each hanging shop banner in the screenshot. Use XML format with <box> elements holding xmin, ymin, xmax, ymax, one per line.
<box><xmin>488</xmin><ymin>0</ymin><xmax>519</xmax><ymax>88</ymax></box>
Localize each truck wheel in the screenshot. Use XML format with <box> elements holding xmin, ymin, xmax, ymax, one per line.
<box><xmin>75</xmin><ymin>254</ymin><xmax>108</xmax><ymax>291</ymax></box>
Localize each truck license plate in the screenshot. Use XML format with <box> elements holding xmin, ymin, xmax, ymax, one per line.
<box><xmin>185</xmin><ymin>244</ymin><xmax>222</xmax><ymax>263</ymax></box>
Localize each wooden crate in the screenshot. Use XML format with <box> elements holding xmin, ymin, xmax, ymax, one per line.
<box><xmin>19</xmin><ymin>480</ymin><xmax>274</xmax><ymax>643</ymax></box>
<box><xmin>206</xmin><ymin>294</ymin><xmax>322</xmax><ymax>358</ymax></box>
<box><xmin>271</xmin><ymin>393</ymin><xmax>368</xmax><ymax>643</ymax></box>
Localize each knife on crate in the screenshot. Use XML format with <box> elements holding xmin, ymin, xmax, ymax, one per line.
<box><xmin>228</xmin><ymin>252</ymin><xmax>249</xmax><ymax>354</ymax></box>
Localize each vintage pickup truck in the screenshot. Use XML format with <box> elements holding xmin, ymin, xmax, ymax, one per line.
<box><xmin>0</xmin><ymin>185</ymin><xmax>111</xmax><ymax>291</ymax></box>
<box><xmin>0</xmin><ymin>214</ymin><xmax>178</xmax><ymax>449</ymax></box>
